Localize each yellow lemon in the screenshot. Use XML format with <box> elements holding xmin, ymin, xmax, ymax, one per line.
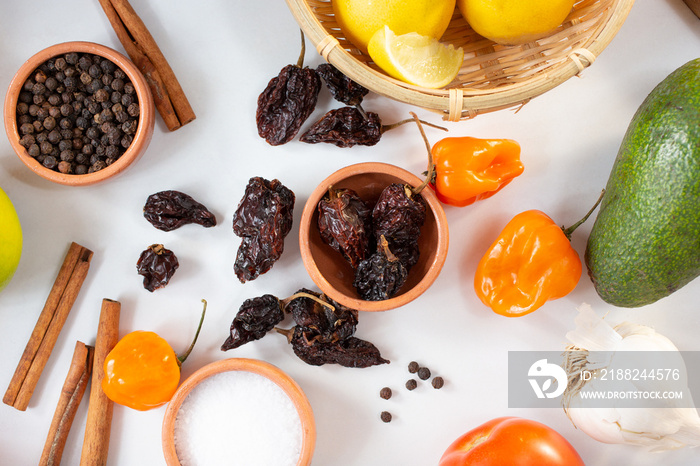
<box><xmin>458</xmin><ymin>0</ymin><xmax>575</xmax><ymax>45</ymax></box>
<box><xmin>368</xmin><ymin>26</ymin><xmax>464</xmax><ymax>89</ymax></box>
<box><xmin>333</xmin><ymin>0</ymin><xmax>456</xmax><ymax>54</ymax></box>
<box><xmin>0</xmin><ymin>186</ymin><xmax>22</xmax><ymax>293</ymax></box>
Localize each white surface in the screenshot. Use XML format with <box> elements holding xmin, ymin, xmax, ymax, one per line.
<box><xmin>1</xmin><ymin>1</ymin><xmax>699</xmax><ymax>465</ymax></box>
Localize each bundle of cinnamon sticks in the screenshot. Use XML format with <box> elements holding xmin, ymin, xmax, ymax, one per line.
<box><xmin>97</xmin><ymin>0</ymin><xmax>196</xmax><ymax>131</ymax></box>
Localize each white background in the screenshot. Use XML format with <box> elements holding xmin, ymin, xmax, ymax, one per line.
<box><xmin>1</xmin><ymin>1</ymin><xmax>699</xmax><ymax>465</ymax></box>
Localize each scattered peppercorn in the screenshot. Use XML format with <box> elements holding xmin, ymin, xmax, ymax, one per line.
<box><xmin>380</xmin><ymin>387</ymin><xmax>392</xmax><ymax>400</ymax></box>
<box><xmin>408</xmin><ymin>361</ymin><xmax>419</xmax><ymax>373</ymax></box>
<box><xmin>432</xmin><ymin>376</ymin><xmax>445</xmax><ymax>389</ymax></box>
<box><xmin>405</xmin><ymin>379</ymin><xmax>417</xmax><ymax>391</ymax></box>
<box><xmin>417</xmin><ymin>367</ymin><xmax>431</xmax><ymax>381</ymax></box>
<box><xmin>14</xmin><ymin>52</ymin><xmax>140</xmax><ymax>175</ymax></box>
<box><xmin>380</xmin><ymin>411</ymin><xmax>392</xmax><ymax>423</ymax></box>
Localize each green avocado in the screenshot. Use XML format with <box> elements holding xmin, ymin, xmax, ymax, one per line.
<box><xmin>585</xmin><ymin>58</ymin><xmax>700</xmax><ymax>308</ymax></box>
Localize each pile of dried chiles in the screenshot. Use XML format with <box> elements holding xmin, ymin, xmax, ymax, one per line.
<box><xmin>137</xmin><ymin>190</ymin><xmax>217</xmax><ymax>291</ymax></box>
<box><xmin>256</xmin><ymin>33</ymin><xmax>425</xmax><ymax>148</ymax></box>
<box><xmin>15</xmin><ymin>52</ymin><xmax>140</xmax><ymax>175</ymax></box>
<box><xmin>221</xmin><ymin>288</ymin><xmax>388</xmax><ymax>368</ymax></box>
<box><xmin>318</xmin><ymin>182</ymin><xmax>427</xmax><ymax>301</ymax></box>
<box><xmin>135</xmin><ymin>176</ymin><xmax>295</xmax><ymax>291</ymax></box>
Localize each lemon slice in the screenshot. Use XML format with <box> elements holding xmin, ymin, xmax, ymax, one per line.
<box><xmin>367</xmin><ymin>26</ymin><xmax>464</xmax><ymax>89</ymax></box>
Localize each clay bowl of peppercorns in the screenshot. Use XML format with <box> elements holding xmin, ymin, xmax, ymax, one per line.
<box><xmin>4</xmin><ymin>41</ymin><xmax>155</xmax><ymax>186</ymax></box>
<box><xmin>300</xmin><ymin>162</ymin><xmax>449</xmax><ymax>312</ymax></box>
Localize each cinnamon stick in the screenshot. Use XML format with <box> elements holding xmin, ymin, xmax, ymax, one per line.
<box><xmin>80</xmin><ymin>299</ymin><xmax>121</xmax><ymax>466</ymax></box>
<box><xmin>40</xmin><ymin>341</ymin><xmax>94</xmax><ymax>466</ymax></box>
<box><xmin>3</xmin><ymin>242</ymin><xmax>93</xmax><ymax>411</ymax></box>
<box><xmin>96</xmin><ymin>0</ymin><xmax>196</xmax><ymax>131</ymax></box>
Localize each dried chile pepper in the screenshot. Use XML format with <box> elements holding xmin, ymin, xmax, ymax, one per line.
<box><xmin>221</xmin><ymin>294</ymin><xmax>284</xmax><ymax>350</ymax></box>
<box><xmin>220</xmin><ymin>287</ymin><xmax>388</xmax><ymax>368</ymax></box>
<box><xmin>143</xmin><ymin>190</ymin><xmax>216</xmax><ymax>231</ymax></box>
<box><xmin>136</xmin><ymin>244</ymin><xmax>179</xmax><ymax>292</ymax></box>
<box><xmin>299</xmin><ymin>106</ymin><xmax>381</xmax><ymax>147</ymax></box>
<box><xmin>285</xmin><ymin>289</ymin><xmax>358</xmax><ymax>343</ymax></box>
<box><xmin>283</xmin><ymin>326</ymin><xmax>389</xmax><ymax>368</ymax></box>
<box><xmin>317</xmin><ymin>186</ymin><xmax>373</xmax><ymax>268</ymax></box>
<box><xmin>299</xmin><ymin>107</ymin><xmax>446</xmax><ymax>148</ymax></box>
<box><xmin>372</xmin><ymin>183</ymin><xmax>426</xmax><ymax>251</ymax></box>
<box><xmin>316</xmin><ymin>63</ymin><xmax>369</xmax><ymax>107</ymax></box>
<box><xmin>299</xmin><ymin>105</ymin><xmax>446</xmax><ymax>147</ymax></box>
<box><xmin>353</xmin><ymin>235</ymin><xmax>409</xmax><ymax>300</ymax></box>
<box><xmin>232</xmin><ymin>177</ymin><xmax>295</xmax><ymax>283</ymax></box>
<box><xmin>256</xmin><ymin>31</ymin><xmax>321</xmax><ymax>146</ymax></box>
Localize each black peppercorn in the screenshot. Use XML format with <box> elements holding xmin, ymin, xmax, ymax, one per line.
<box><xmin>380</xmin><ymin>411</ymin><xmax>392</xmax><ymax>423</ymax></box>
<box><xmin>432</xmin><ymin>376</ymin><xmax>445</xmax><ymax>389</ymax></box>
<box><xmin>42</xmin><ymin>155</ymin><xmax>57</xmax><ymax>169</ymax></box>
<box><xmin>408</xmin><ymin>361</ymin><xmax>420</xmax><ymax>373</ymax></box>
<box><xmin>417</xmin><ymin>367</ymin><xmax>431</xmax><ymax>381</ymax></box>
<box><xmin>95</xmin><ymin>88</ymin><xmax>109</xmax><ymax>103</ymax></box>
<box><xmin>19</xmin><ymin>123</ymin><xmax>34</xmax><ymax>135</ymax></box>
<box><xmin>380</xmin><ymin>387</ymin><xmax>392</xmax><ymax>400</ymax></box>
<box><xmin>405</xmin><ymin>379</ymin><xmax>417</xmax><ymax>391</ymax></box>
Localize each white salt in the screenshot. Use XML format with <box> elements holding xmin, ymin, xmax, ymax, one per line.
<box><xmin>173</xmin><ymin>370</ymin><xmax>303</xmax><ymax>466</ymax></box>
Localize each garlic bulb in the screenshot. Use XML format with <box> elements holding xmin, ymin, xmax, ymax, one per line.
<box><xmin>562</xmin><ymin>303</ymin><xmax>700</xmax><ymax>451</ymax></box>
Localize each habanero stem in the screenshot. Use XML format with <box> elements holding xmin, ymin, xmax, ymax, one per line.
<box><xmin>177</xmin><ymin>299</ymin><xmax>207</xmax><ymax>366</ymax></box>
<box><xmin>561</xmin><ymin>189</ymin><xmax>606</xmax><ymax>240</ymax></box>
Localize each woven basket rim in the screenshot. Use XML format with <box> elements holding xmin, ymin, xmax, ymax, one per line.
<box><xmin>285</xmin><ymin>0</ymin><xmax>636</xmax><ymax>120</ymax></box>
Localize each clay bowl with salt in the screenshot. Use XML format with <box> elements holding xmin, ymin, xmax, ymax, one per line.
<box><xmin>4</xmin><ymin>41</ymin><xmax>155</xmax><ymax>186</ymax></box>
<box><xmin>299</xmin><ymin>162</ymin><xmax>449</xmax><ymax>312</ymax></box>
<box><xmin>162</xmin><ymin>358</ymin><xmax>316</xmax><ymax>466</ymax></box>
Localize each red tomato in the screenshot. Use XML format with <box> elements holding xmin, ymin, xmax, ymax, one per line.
<box><xmin>439</xmin><ymin>417</ymin><xmax>585</xmax><ymax>466</ymax></box>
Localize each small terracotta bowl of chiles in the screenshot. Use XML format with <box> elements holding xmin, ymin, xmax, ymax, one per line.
<box><xmin>162</xmin><ymin>358</ymin><xmax>316</xmax><ymax>466</ymax></box>
<box><xmin>3</xmin><ymin>41</ymin><xmax>155</xmax><ymax>186</ymax></box>
<box><xmin>299</xmin><ymin>161</ymin><xmax>449</xmax><ymax>312</ymax></box>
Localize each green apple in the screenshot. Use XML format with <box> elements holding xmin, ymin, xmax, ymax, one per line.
<box><xmin>0</xmin><ymin>186</ymin><xmax>22</xmax><ymax>292</ymax></box>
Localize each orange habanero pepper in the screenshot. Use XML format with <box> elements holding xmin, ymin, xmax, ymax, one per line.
<box><xmin>474</xmin><ymin>193</ymin><xmax>603</xmax><ymax>317</ymax></box>
<box><xmin>102</xmin><ymin>299</ymin><xmax>206</xmax><ymax>411</ymax></box>
<box><xmin>431</xmin><ymin>137</ymin><xmax>523</xmax><ymax>207</ymax></box>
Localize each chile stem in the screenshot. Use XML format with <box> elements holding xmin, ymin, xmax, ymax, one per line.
<box><xmin>561</xmin><ymin>190</ymin><xmax>606</xmax><ymax>240</ymax></box>
<box><xmin>410</xmin><ymin>111</ymin><xmax>436</xmax><ymax>196</ymax></box>
<box><xmin>296</xmin><ymin>29</ymin><xmax>306</xmax><ymax>68</ymax></box>
<box><xmin>177</xmin><ymin>299</ymin><xmax>207</xmax><ymax>365</ymax></box>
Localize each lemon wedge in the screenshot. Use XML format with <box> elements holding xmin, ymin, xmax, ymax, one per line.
<box><xmin>368</xmin><ymin>26</ymin><xmax>464</xmax><ymax>89</ymax></box>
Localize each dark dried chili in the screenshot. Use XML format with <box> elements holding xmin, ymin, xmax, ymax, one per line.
<box><xmin>221</xmin><ymin>294</ymin><xmax>284</xmax><ymax>350</ymax></box>
<box><xmin>136</xmin><ymin>244</ymin><xmax>179</xmax><ymax>292</ymax></box>
<box><xmin>299</xmin><ymin>106</ymin><xmax>447</xmax><ymax>148</ymax></box>
<box><xmin>232</xmin><ymin>177</ymin><xmax>295</xmax><ymax>283</ymax></box>
<box><xmin>316</xmin><ymin>63</ymin><xmax>369</xmax><ymax>107</ymax></box>
<box><xmin>284</xmin><ymin>326</ymin><xmax>389</xmax><ymax>368</ymax></box>
<box><xmin>372</xmin><ymin>182</ymin><xmax>426</xmax><ymax>252</ymax></box>
<box><xmin>353</xmin><ymin>235</ymin><xmax>409</xmax><ymax>301</ymax></box>
<box><xmin>284</xmin><ymin>288</ymin><xmax>358</xmax><ymax>344</ymax></box>
<box><xmin>299</xmin><ymin>106</ymin><xmax>381</xmax><ymax>148</ymax></box>
<box><xmin>317</xmin><ymin>186</ymin><xmax>373</xmax><ymax>268</ymax></box>
<box><xmin>143</xmin><ymin>190</ymin><xmax>216</xmax><ymax>231</ymax></box>
<box><xmin>256</xmin><ymin>31</ymin><xmax>321</xmax><ymax>146</ymax></box>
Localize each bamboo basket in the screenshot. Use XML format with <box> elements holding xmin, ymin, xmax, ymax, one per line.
<box><xmin>285</xmin><ymin>0</ymin><xmax>635</xmax><ymax>121</ymax></box>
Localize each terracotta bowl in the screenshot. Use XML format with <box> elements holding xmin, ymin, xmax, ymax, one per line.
<box><xmin>3</xmin><ymin>41</ymin><xmax>155</xmax><ymax>186</ymax></box>
<box><xmin>162</xmin><ymin>358</ymin><xmax>316</xmax><ymax>466</ymax></box>
<box><xmin>299</xmin><ymin>162</ymin><xmax>449</xmax><ymax>312</ymax></box>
